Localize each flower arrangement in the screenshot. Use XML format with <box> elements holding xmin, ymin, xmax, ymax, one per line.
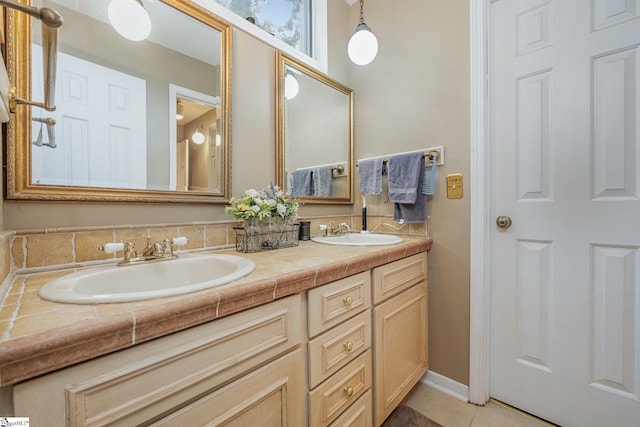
<box><xmin>227</xmin><ymin>184</ymin><xmax>301</xmax><ymax>253</ymax></box>
<box><xmin>226</xmin><ymin>183</ymin><xmax>299</xmax><ymax>222</ymax></box>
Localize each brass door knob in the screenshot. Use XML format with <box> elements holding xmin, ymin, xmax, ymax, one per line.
<box><xmin>496</xmin><ymin>216</ymin><xmax>512</xmax><ymax>230</ymax></box>
<box><xmin>343</xmin><ymin>296</ymin><xmax>353</xmax><ymax>307</ymax></box>
<box><xmin>344</xmin><ymin>341</ymin><xmax>353</xmax><ymax>352</ymax></box>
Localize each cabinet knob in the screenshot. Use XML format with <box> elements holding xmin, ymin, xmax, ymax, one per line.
<box><xmin>343</xmin><ymin>341</ymin><xmax>353</xmax><ymax>352</ymax></box>
<box><xmin>343</xmin><ymin>296</ymin><xmax>353</xmax><ymax>307</ymax></box>
<box><xmin>343</xmin><ymin>386</ymin><xmax>354</xmax><ymax>397</ymax></box>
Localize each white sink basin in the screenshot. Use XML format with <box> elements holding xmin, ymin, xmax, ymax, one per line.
<box><xmin>39</xmin><ymin>254</ymin><xmax>256</xmax><ymax>304</ymax></box>
<box><xmin>311</xmin><ymin>233</ymin><xmax>404</xmax><ymax>246</ymax></box>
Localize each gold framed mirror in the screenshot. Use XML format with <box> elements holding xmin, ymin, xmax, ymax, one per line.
<box><xmin>276</xmin><ymin>51</ymin><xmax>353</xmax><ymax>204</ymax></box>
<box><xmin>4</xmin><ymin>0</ymin><xmax>232</xmax><ymax>203</ymax></box>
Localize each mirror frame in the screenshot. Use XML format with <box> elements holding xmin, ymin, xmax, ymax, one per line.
<box><xmin>4</xmin><ymin>0</ymin><xmax>233</xmax><ymax>203</ymax></box>
<box><xmin>275</xmin><ymin>50</ymin><xmax>354</xmax><ymax>205</ymax></box>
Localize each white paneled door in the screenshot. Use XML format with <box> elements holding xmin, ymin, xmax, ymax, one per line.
<box><xmin>490</xmin><ymin>1</ymin><xmax>640</xmax><ymax>426</ymax></box>
<box><xmin>31</xmin><ymin>47</ymin><xmax>147</xmax><ymax>189</ymax></box>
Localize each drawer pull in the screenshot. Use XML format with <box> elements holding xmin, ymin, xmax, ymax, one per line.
<box><xmin>343</xmin><ymin>296</ymin><xmax>353</xmax><ymax>307</ymax></box>
<box><xmin>343</xmin><ymin>341</ymin><xmax>354</xmax><ymax>352</ymax></box>
<box><xmin>343</xmin><ymin>386</ymin><xmax>354</xmax><ymax>398</ymax></box>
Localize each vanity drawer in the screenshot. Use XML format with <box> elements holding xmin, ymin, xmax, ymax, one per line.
<box><xmin>308</xmin><ymin>310</ymin><xmax>372</xmax><ymax>388</ymax></box>
<box><xmin>309</xmin><ymin>350</ymin><xmax>372</xmax><ymax>427</ymax></box>
<box><xmin>308</xmin><ymin>271</ymin><xmax>371</xmax><ymax>338</ymax></box>
<box><xmin>328</xmin><ymin>390</ymin><xmax>372</xmax><ymax>427</ymax></box>
<box><xmin>372</xmin><ymin>253</ymin><xmax>427</xmax><ymax>304</ymax></box>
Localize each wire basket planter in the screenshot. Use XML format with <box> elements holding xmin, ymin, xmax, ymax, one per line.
<box><xmin>233</xmin><ymin>221</ymin><xmax>299</xmax><ymax>253</ymax></box>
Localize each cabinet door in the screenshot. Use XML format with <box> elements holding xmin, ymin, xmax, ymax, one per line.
<box><xmin>373</xmin><ymin>283</ymin><xmax>428</xmax><ymax>426</ymax></box>
<box><xmin>152</xmin><ymin>349</ymin><xmax>305</xmax><ymax>427</ymax></box>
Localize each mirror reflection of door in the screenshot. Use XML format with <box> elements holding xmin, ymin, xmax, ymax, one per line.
<box><xmin>31</xmin><ymin>46</ymin><xmax>147</xmax><ymax>189</ymax></box>
<box><xmin>173</xmin><ymin>92</ymin><xmax>221</xmax><ymax>192</ymax></box>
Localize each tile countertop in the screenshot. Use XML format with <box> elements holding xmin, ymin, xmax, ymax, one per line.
<box><xmin>0</xmin><ymin>237</ymin><xmax>431</xmax><ymax>386</ymax></box>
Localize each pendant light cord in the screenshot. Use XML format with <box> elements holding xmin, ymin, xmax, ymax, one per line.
<box><xmin>359</xmin><ymin>0</ymin><xmax>365</xmax><ymax>24</ymax></box>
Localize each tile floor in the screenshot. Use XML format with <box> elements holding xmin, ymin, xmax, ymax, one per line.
<box><xmin>403</xmin><ymin>382</ymin><xmax>555</xmax><ymax>427</ymax></box>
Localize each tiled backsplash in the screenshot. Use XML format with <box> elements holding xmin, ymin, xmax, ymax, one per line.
<box><xmin>1</xmin><ymin>215</ymin><xmax>427</xmax><ymax>279</ymax></box>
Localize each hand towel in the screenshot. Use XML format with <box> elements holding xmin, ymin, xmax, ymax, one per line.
<box><xmin>393</xmin><ymin>155</ymin><xmax>426</xmax><ymax>223</ymax></box>
<box><xmin>312</xmin><ymin>166</ymin><xmax>333</xmax><ymax>197</ymax></box>
<box><xmin>388</xmin><ymin>152</ymin><xmax>424</xmax><ymax>203</ymax></box>
<box><xmin>291</xmin><ymin>169</ymin><xmax>312</xmax><ymax>196</ymax></box>
<box><xmin>422</xmin><ymin>155</ymin><xmax>437</xmax><ymax>195</ymax></box>
<box><xmin>358</xmin><ymin>158</ymin><xmax>384</xmax><ymax>195</ymax></box>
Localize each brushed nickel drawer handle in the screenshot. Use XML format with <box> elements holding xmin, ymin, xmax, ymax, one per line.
<box><xmin>343</xmin><ymin>341</ymin><xmax>353</xmax><ymax>352</ymax></box>
<box><xmin>344</xmin><ymin>386</ymin><xmax>354</xmax><ymax>397</ymax></box>
<box><xmin>343</xmin><ymin>296</ymin><xmax>353</xmax><ymax>307</ymax></box>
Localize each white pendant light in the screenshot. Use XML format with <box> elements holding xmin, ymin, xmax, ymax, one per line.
<box><xmin>284</xmin><ymin>73</ymin><xmax>299</xmax><ymax>100</ymax></box>
<box><xmin>348</xmin><ymin>0</ymin><xmax>378</xmax><ymax>66</ymax></box>
<box><xmin>192</xmin><ymin>125</ymin><xmax>205</xmax><ymax>144</ymax></box>
<box><xmin>108</xmin><ymin>0</ymin><xmax>152</xmax><ymax>42</ymax></box>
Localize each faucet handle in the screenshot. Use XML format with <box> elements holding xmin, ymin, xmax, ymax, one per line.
<box><xmin>171</xmin><ymin>236</ymin><xmax>188</xmax><ymax>246</ymax></box>
<box><xmin>100</xmin><ymin>242</ymin><xmax>124</xmax><ymax>254</ymax></box>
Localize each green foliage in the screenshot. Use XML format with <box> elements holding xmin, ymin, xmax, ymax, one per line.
<box><xmin>215</xmin><ymin>0</ymin><xmax>303</xmax><ymax>50</ymax></box>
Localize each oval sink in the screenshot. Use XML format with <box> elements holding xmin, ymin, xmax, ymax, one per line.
<box><xmin>311</xmin><ymin>233</ymin><xmax>404</xmax><ymax>246</ymax></box>
<box><xmin>39</xmin><ymin>254</ymin><xmax>256</xmax><ymax>304</ymax></box>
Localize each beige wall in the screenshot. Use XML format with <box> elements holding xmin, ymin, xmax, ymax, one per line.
<box><xmin>2</xmin><ymin>0</ymin><xmax>471</xmax><ymax>386</ymax></box>
<box><xmin>348</xmin><ymin>0</ymin><xmax>471</xmax><ymax>385</ymax></box>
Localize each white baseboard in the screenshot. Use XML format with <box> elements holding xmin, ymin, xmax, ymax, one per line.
<box><xmin>420</xmin><ymin>370</ymin><xmax>470</xmax><ymax>403</ymax></box>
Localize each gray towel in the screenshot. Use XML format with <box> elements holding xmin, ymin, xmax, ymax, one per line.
<box><xmin>388</xmin><ymin>152</ymin><xmax>423</xmax><ymax>203</ymax></box>
<box><xmin>358</xmin><ymin>158</ymin><xmax>384</xmax><ymax>195</ymax></box>
<box><xmin>291</xmin><ymin>169</ymin><xmax>312</xmax><ymax>196</ymax></box>
<box><xmin>312</xmin><ymin>166</ymin><xmax>333</xmax><ymax>197</ymax></box>
<box><xmin>390</xmin><ymin>154</ymin><xmax>426</xmax><ymax>223</ymax></box>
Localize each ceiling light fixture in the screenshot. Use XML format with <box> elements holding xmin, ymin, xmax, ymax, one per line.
<box><xmin>348</xmin><ymin>0</ymin><xmax>378</xmax><ymax>66</ymax></box>
<box><xmin>176</xmin><ymin>101</ymin><xmax>184</xmax><ymax>120</ymax></box>
<box><xmin>284</xmin><ymin>73</ymin><xmax>299</xmax><ymax>100</ymax></box>
<box><xmin>192</xmin><ymin>125</ymin><xmax>205</xmax><ymax>145</ymax></box>
<box><xmin>108</xmin><ymin>0</ymin><xmax>152</xmax><ymax>42</ymax></box>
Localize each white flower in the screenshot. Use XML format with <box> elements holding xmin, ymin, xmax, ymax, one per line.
<box><xmin>245</xmin><ymin>189</ymin><xmax>260</xmax><ymax>198</ymax></box>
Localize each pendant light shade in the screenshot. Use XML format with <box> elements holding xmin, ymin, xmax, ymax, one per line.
<box><xmin>284</xmin><ymin>73</ymin><xmax>299</xmax><ymax>100</ymax></box>
<box><xmin>192</xmin><ymin>125</ymin><xmax>205</xmax><ymax>144</ymax></box>
<box><xmin>348</xmin><ymin>0</ymin><xmax>377</xmax><ymax>65</ymax></box>
<box><xmin>108</xmin><ymin>0</ymin><xmax>152</xmax><ymax>41</ymax></box>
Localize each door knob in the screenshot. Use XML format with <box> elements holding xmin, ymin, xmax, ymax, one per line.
<box><xmin>496</xmin><ymin>216</ymin><xmax>512</xmax><ymax>230</ymax></box>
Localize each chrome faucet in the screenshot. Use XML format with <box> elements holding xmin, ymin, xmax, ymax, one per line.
<box><xmin>100</xmin><ymin>237</ymin><xmax>187</xmax><ymax>266</ymax></box>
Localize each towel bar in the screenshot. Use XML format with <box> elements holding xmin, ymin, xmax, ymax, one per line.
<box><xmin>356</xmin><ymin>149</ymin><xmax>441</xmax><ymax>166</ymax></box>
<box><xmin>1</xmin><ymin>0</ymin><xmax>63</xmax><ymax>113</ymax></box>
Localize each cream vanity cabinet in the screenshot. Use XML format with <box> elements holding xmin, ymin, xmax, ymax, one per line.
<box><xmin>372</xmin><ymin>253</ymin><xmax>429</xmax><ymax>426</ymax></box>
<box><xmin>10</xmin><ymin>251</ymin><xmax>427</xmax><ymax>426</ymax></box>
<box><xmin>13</xmin><ymin>294</ymin><xmax>305</xmax><ymax>427</ymax></box>
<box><xmin>305</xmin><ymin>252</ymin><xmax>428</xmax><ymax>427</ymax></box>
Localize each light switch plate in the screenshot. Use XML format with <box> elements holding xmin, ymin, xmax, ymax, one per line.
<box><xmin>446</xmin><ymin>174</ymin><xmax>463</xmax><ymax>199</ymax></box>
